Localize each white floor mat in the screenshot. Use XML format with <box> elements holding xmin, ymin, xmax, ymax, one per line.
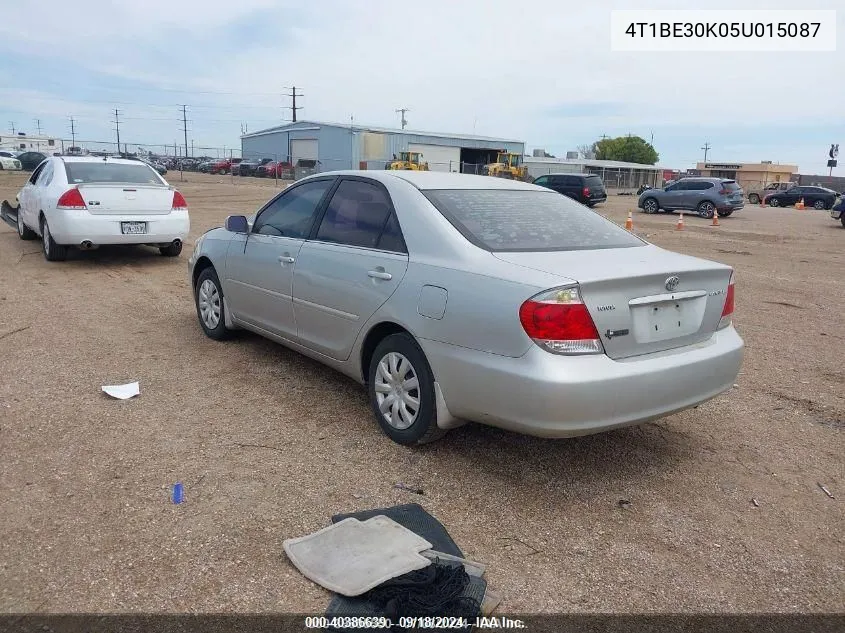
<box><xmin>283</xmin><ymin>515</ymin><xmax>433</xmax><ymax>597</ymax></box>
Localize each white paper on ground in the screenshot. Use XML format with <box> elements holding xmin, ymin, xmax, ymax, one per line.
<box><xmin>101</xmin><ymin>381</ymin><xmax>140</xmax><ymax>399</ymax></box>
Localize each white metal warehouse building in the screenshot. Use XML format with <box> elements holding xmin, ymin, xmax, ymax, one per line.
<box><xmin>240</xmin><ymin>120</ymin><xmax>525</xmax><ymax>175</ymax></box>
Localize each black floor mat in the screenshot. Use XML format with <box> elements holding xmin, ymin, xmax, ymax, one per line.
<box><xmin>325</xmin><ymin>504</ymin><xmax>483</xmax><ymax>630</ymax></box>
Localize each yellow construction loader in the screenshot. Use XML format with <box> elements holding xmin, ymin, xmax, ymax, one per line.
<box><xmin>483</xmin><ymin>152</ymin><xmax>531</xmax><ymax>181</ymax></box>
<box><xmin>386</xmin><ymin>151</ymin><xmax>429</xmax><ymax>171</ymax></box>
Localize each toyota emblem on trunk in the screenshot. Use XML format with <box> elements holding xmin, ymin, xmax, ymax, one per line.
<box><xmin>665</xmin><ymin>276</ymin><xmax>680</xmax><ymax>291</ymax></box>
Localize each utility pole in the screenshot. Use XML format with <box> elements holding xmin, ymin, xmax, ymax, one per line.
<box><xmin>650</xmin><ymin>131</ymin><xmax>654</xmax><ymax>145</ymax></box>
<box><xmin>600</xmin><ymin>134</ymin><xmax>610</xmax><ymax>140</ymax></box>
<box><xmin>701</xmin><ymin>142</ymin><xmax>711</xmax><ymax>163</ymax></box>
<box><xmin>69</xmin><ymin>116</ymin><xmax>77</xmax><ymax>147</ymax></box>
<box><xmin>9</xmin><ymin>121</ymin><xmax>15</xmax><ymax>135</ymax></box>
<box><xmin>113</xmin><ymin>108</ymin><xmax>122</xmax><ymax>153</ymax></box>
<box><xmin>34</xmin><ymin>119</ymin><xmax>42</xmax><ymax>135</ymax></box>
<box><xmin>284</xmin><ymin>86</ymin><xmax>303</xmax><ymax>122</ymax></box>
<box><xmin>180</xmin><ymin>105</ymin><xmax>190</xmax><ymax>158</ymax></box>
<box><xmin>395</xmin><ymin>108</ymin><xmax>410</xmax><ymax>130</ymax></box>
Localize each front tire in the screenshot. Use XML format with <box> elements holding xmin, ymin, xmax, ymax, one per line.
<box><xmin>368</xmin><ymin>333</ymin><xmax>445</xmax><ymax>445</ymax></box>
<box><xmin>642</xmin><ymin>197</ymin><xmax>659</xmax><ymax>214</ymax></box>
<box><xmin>813</xmin><ymin>199</ymin><xmax>826</xmax><ymax>210</ymax></box>
<box><xmin>17</xmin><ymin>210</ymin><xmax>36</xmax><ymax>240</ymax></box>
<box><xmin>40</xmin><ymin>217</ymin><xmax>67</xmax><ymax>261</ymax></box>
<box><xmin>195</xmin><ymin>267</ymin><xmax>231</xmax><ymax>340</ymax></box>
<box><xmin>697</xmin><ymin>200</ymin><xmax>716</xmax><ymax>219</ymax></box>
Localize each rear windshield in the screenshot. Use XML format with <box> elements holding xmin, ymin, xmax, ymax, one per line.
<box><xmin>64</xmin><ymin>162</ymin><xmax>165</xmax><ymax>185</ymax></box>
<box><xmin>585</xmin><ymin>175</ymin><xmax>605</xmax><ymax>189</ymax></box>
<box><xmin>721</xmin><ymin>181</ymin><xmax>741</xmax><ymax>191</ymax></box>
<box><xmin>423</xmin><ymin>189</ymin><xmax>644</xmax><ymax>252</ymax></box>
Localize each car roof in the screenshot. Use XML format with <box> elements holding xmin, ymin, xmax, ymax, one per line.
<box><xmin>313</xmin><ymin>169</ymin><xmax>541</xmax><ymax>191</ymax></box>
<box><xmin>537</xmin><ymin>172</ymin><xmax>595</xmax><ymax>178</ymax></box>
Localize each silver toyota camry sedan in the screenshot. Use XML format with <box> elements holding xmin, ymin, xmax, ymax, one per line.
<box><xmin>188</xmin><ymin>171</ymin><xmax>744</xmax><ymax>445</ymax></box>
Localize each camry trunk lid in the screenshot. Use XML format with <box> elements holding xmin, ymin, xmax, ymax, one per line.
<box><xmin>495</xmin><ymin>245</ymin><xmax>733</xmax><ymax>360</ymax></box>
<box><xmin>75</xmin><ymin>183</ymin><xmax>175</xmax><ymax>215</ymax></box>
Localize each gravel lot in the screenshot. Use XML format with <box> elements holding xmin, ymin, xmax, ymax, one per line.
<box><xmin>0</xmin><ymin>170</ymin><xmax>842</xmax><ymax>614</ymax></box>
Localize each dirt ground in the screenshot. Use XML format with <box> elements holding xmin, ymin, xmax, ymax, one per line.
<box><xmin>0</xmin><ymin>170</ymin><xmax>842</xmax><ymax>615</ymax></box>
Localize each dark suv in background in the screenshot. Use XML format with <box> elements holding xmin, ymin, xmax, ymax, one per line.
<box><xmin>532</xmin><ymin>173</ymin><xmax>607</xmax><ymax>206</ymax></box>
<box><xmin>638</xmin><ymin>177</ymin><xmax>744</xmax><ymax>218</ymax></box>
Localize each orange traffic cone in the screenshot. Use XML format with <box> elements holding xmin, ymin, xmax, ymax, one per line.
<box><xmin>625</xmin><ymin>211</ymin><xmax>633</xmax><ymax>230</ymax></box>
<box><xmin>796</xmin><ymin>198</ymin><xmax>805</xmax><ymax>210</ymax></box>
<box><xmin>711</xmin><ymin>212</ymin><xmax>720</xmax><ymax>227</ymax></box>
<box><xmin>676</xmin><ymin>213</ymin><xmax>685</xmax><ymax>231</ymax></box>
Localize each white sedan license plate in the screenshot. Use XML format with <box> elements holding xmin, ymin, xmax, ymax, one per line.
<box><xmin>121</xmin><ymin>221</ymin><xmax>147</xmax><ymax>235</ymax></box>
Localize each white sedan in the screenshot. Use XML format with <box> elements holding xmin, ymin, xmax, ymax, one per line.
<box><xmin>15</xmin><ymin>156</ymin><xmax>190</xmax><ymax>261</ymax></box>
<box><xmin>0</xmin><ymin>153</ymin><xmax>22</xmax><ymax>171</ymax></box>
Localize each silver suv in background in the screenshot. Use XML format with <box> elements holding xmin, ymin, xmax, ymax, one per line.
<box><xmin>638</xmin><ymin>178</ymin><xmax>745</xmax><ymax>218</ymax></box>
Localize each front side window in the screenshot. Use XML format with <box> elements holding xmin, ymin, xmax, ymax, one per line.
<box><xmin>316</xmin><ymin>179</ymin><xmax>393</xmax><ymax>249</ymax></box>
<box><xmin>252</xmin><ymin>179</ymin><xmax>333</xmax><ymax>238</ymax></box>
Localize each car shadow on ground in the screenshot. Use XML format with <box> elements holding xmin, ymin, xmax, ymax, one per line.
<box><xmin>53</xmin><ymin>244</ymin><xmax>189</xmax><ymax>265</ymax></box>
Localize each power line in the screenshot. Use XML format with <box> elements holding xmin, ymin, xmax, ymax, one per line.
<box><xmin>283</xmin><ymin>86</ymin><xmax>303</xmax><ymax>122</ymax></box>
<box><xmin>701</xmin><ymin>141</ymin><xmax>711</xmax><ymax>163</ymax></box>
<box><xmin>395</xmin><ymin>108</ymin><xmax>410</xmax><ymax>130</ymax></box>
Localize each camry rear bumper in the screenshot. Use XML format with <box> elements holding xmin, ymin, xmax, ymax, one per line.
<box><xmin>420</xmin><ymin>327</ymin><xmax>744</xmax><ymax>438</ymax></box>
<box><xmin>45</xmin><ymin>209</ymin><xmax>190</xmax><ymax>246</ymax></box>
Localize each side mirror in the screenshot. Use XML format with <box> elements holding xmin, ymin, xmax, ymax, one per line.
<box><xmin>225</xmin><ymin>215</ymin><xmax>249</xmax><ymax>233</ymax></box>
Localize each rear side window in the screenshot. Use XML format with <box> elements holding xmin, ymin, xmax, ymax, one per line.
<box><xmin>720</xmin><ymin>181</ymin><xmax>741</xmax><ymax>191</ymax></box>
<box><xmin>585</xmin><ymin>175</ymin><xmax>604</xmax><ymax>189</ymax></box>
<box><xmin>423</xmin><ymin>189</ymin><xmax>644</xmax><ymax>252</ymax></box>
<box><xmin>689</xmin><ymin>181</ymin><xmax>714</xmax><ymax>191</ymax></box>
<box><xmin>65</xmin><ymin>162</ymin><xmax>164</xmax><ymax>185</ymax></box>
<box><xmin>316</xmin><ymin>179</ymin><xmax>394</xmax><ymax>249</ymax></box>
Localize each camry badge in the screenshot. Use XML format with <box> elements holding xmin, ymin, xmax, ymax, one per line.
<box><xmin>665</xmin><ymin>276</ymin><xmax>680</xmax><ymax>292</ymax></box>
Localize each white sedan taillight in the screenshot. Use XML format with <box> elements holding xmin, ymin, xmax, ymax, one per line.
<box><xmin>172</xmin><ymin>191</ymin><xmax>188</xmax><ymax>210</ymax></box>
<box><xmin>518</xmin><ymin>286</ymin><xmax>604</xmax><ymax>355</ymax></box>
<box><xmin>718</xmin><ymin>273</ymin><xmax>736</xmax><ymax>330</ymax></box>
<box><xmin>56</xmin><ymin>188</ymin><xmax>87</xmax><ymax>210</ymax></box>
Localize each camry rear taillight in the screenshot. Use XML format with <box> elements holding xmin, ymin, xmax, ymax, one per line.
<box><xmin>583</xmin><ymin>187</ymin><xmax>590</xmax><ymax>197</ymax></box>
<box><xmin>172</xmin><ymin>191</ymin><xmax>188</xmax><ymax>210</ymax></box>
<box><xmin>718</xmin><ymin>273</ymin><xmax>735</xmax><ymax>329</ymax></box>
<box><xmin>56</xmin><ymin>188</ymin><xmax>87</xmax><ymax>210</ymax></box>
<box><xmin>519</xmin><ymin>286</ymin><xmax>603</xmax><ymax>355</ymax></box>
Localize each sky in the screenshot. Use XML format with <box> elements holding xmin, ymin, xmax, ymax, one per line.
<box><xmin>0</xmin><ymin>0</ymin><xmax>842</xmax><ymax>173</ymax></box>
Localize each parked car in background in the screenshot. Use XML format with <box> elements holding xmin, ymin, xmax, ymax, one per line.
<box><xmin>638</xmin><ymin>177</ymin><xmax>744</xmax><ymax>218</ymax></box>
<box><xmin>0</xmin><ymin>153</ymin><xmax>22</xmax><ymax>170</ymax></box>
<box><xmin>747</xmin><ymin>181</ymin><xmax>795</xmax><ymax>204</ymax></box>
<box><xmin>258</xmin><ymin>160</ymin><xmax>294</xmax><ymax>178</ymax></box>
<box><xmin>209</xmin><ymin>158</ymin><xmax>242</xmax><ymax>175</ymax></box>
<box><xmin>532</xmin><ymin>173</ymin><xmax>607</xmax><ymax>207</ymax></box>
<box><xmin>16</xmin><ymin>151</ymin><xmax>48</xmax><ymax>171</ymax></box>
<box><xmin>830</xmin><ymin>196</ymin><xmax>845</xmax><ymax>227</ymax></box>
<box><xmin>198</xmin><ymin>160</ymin><xmax>216</xmax><ymax>173</ymax></box>
<box><xmin>765</xmin><ymin>185</ymin><xmax>837</xmax><ymax>210</ymax></box>
<box><xmin>236</xmin><ymin>157</ymin><xmax>273</xmax><ymax>177</ymax></box>
<box><xmin>0</xmin><ymin>150</ymin><xmax>20</xmax><ymax>158</ymax></box>
<box><xmin>15</xmin><ymin>156</ymin><xmax>189</xmax><ymax>261</ymax></box>
<box><xmin>188</xmin><ymin>170</ymin><xmax>743</xmax><ymax>446</ymax></box>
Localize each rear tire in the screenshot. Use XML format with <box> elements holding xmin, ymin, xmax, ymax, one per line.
<box><xmin>368</xmin><ymin>333</ymin><xmax>446</xmax><ymax>446</ymax></box>
<box><xmin>748</xmin><ymin>194</ymin><xmax>760</xmax><ymax>204</ymax></box>
<box><xmin>813</xmin><ymin>199</ymin><xmax>826</xmax><ymax>210</ymax></box>
<box><xmin>768</xmin><ymin>197</ymin><xmax>781</xmax><ymax>207</ymax></box>
<box><xmin>40</xmin><ymin>217</ymin><xmax>67</xmax><ymax>261</ymax></box>
<box><xmin>718</xmin><ymin>210</ymin><xmax>733</xmax><ymax>217</ymax></box>
<box><xmin>159</xmin><ymin>241</ymin><xmax>183</xmax><ymax>257</ymax></box>
<box><xmin>697</xmin><ymin>200</ymin><xmax>716</xmax><ymax>219</ymax></box>
<box><xmin>195</xmin><ymin>267</ymin><xmax>231</xmax><ymax>340</ymax></box>
<box><xmin>841</xmin><ymin>215</ymin><xmax>845</xmax><ymax>228</ymax></box>
<box><xmin>642</xmin><ymin>197</ymin><xmax>659</xmax><ymax>214</ymax></box>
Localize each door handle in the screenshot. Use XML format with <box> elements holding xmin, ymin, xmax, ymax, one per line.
<box><xmin>278</xmin><ymin>255</ymin><xmax>295</xmax><ymax>264</ymax></box>
<box><xmin>368</xmin><ymin>270</ymin><xmax>392</xmax><ymax>281</ymax></box>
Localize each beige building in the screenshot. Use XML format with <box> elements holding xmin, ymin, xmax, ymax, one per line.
<box><xmin>694</xmin><ymin>161</ymin><xmax>797</xmax><ymax>190</ymax></box>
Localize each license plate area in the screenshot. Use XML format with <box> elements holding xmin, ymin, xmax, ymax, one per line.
<box><xmin>121</xmin><ymin>221</ymin><xmax>147</xmax><ymax>235</ymax></box>
<box><xmin>631</xmin><ymin>296</ymin><xmax>706</xmax><ymax>343</ymax></box>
